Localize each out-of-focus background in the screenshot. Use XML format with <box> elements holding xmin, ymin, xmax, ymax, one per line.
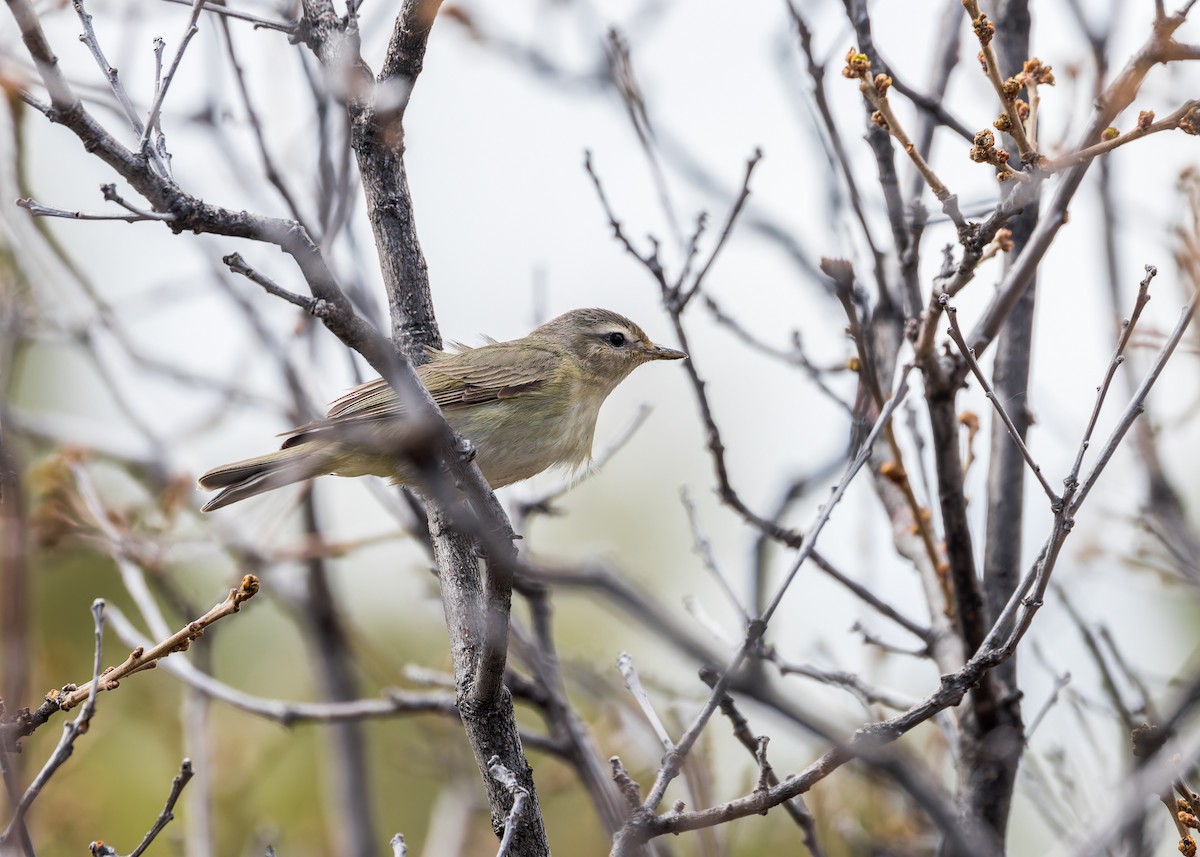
<box><xmin>3</xmin><ymin>0</ymin><xmax>1200</xmax><ymax>854</ymax></box>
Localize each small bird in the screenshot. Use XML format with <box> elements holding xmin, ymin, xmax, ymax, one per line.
<box><xmin>199</xmin><ymin>308</ymin><xmax>686</xmax><ymax>511</ymax></box>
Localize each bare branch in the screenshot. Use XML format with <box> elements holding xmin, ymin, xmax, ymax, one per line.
<box><xmin>17</xmin><ymin>194</ymin><xmax>174</xmax><ymax>223</ymax></box>
<box><xmin>633</xmin><ymin>366</ymin><xmax>913</xmax><ymax>820</ymax></box>
<box><xmin>674</xmin><ymin>148</ymin><xmax>763</xmax><ymax>310</ymax></box>
<box><xmin>1071</xmin><ymin>286</ymin><xmax>1198</xmax><ymax>512</ymax></box>
<box><xmin>139</xmin><ymin>0</ymin><xmax>207</xmax><ymax>158</ymax></box>
<box><xmin>616</xmin><ymin>653</ymin><xmax>674</xmax><ymax>752</ymax></box>
<box><xmin>943</xmin><ymin>296</ymin><xmax>1059</xmax><ymax>505</ymax></box>
<box><xmin>701</xmin><ymin>666</ymin><xmax>827</xmax><ymax>856</ymax></box>
<box><xmin>159</xmin><ymin>0</ymin><xmax>296</xmax><ymax>32</ymax></box>
<box><xmin>126</xmin><ymin>759</ymin><xmax>195</xmax><ymax>857</ymax></box>
<box><xmin>1066</xmin><ymin>265</ymin><xmax>1156</xmax><ymax>488</ymax></box>
<box><xmin>1</xmin><ymin>600</ymin><xmax>106</xmax><ymax>843</ymax></box>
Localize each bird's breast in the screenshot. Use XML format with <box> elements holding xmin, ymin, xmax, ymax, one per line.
<box><xmin>445</xmin><ymin>387</ymin><xmax>602</xmax><ymax>488</ymax></box>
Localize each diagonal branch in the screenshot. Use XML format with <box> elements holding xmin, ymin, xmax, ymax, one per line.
<box><xmin>943</xmin><ymin>297</ymin><xmax>1059</xmax><ymax>505</ymax></box>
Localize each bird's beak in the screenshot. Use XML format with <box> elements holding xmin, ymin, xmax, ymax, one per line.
<box><xmin>646</xmin><ymin>343</ymin><xmax>688</xmax><ymax>361</ymax></box>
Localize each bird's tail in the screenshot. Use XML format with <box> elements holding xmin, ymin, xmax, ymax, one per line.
<box><xmin>198</xmin><ymin>443</ymin><xmax>338</xmax><ymax>512</ymax></box>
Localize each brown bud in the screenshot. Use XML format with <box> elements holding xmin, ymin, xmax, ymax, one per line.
<box><xmin>1131</xmin><ymin>722</ymin><xmax>1162</xmax><ymax>757</ymax></box>
<box><xmin>843</xmin><ymin>48</ymin><xmax>871</xmax><ymax>79</ymax></box>
<box><xmin>977</xmin><ymin>51</ymin><xmax>989</xmax><ymax>73</ymax></box>
<box><xmin>870</xmin><ymin>110</ymin><xmax>888</xmax><ymax>128</ymax></box>
<box><xmin>994</xmin><ymin>147</ymin><xmax>1010</xmax><ymax>165</ymax></box>
<box><xmin>1021</xmin><ymin>57</ymin><xmax>1056</xmax><ymax>86</ymax></box>
<box><xmin>974</xmin><ymin>128</ymin><xmax>995</xmax><ymax>149</ymax></box>
<box><xmin>874</xmin><ymin>73</ymin><xmax>892</xmax><ymax>95</ymax></box>
<box><xmin>1001</xmin><ymin>77</ymin><xmax>1021</xmax><ymax>100</ymax></box>
<box><xmin>1102</xmin><ymin>127</ymin><xmax>1120</xmax><ymax>141</ymax></box>
<box><xmin>1181</xmin><ymin>836</ymin><xmax>1197</xmax><ymax>857</ymax></box>
<box><xmin>996</xmin><ymin>228</ymin><xmax>1014</xmax><ymax>252</ymax></box>
<box><xmin>969</xmin><ymin>146</ymin><xmax>990</xmax><ymax>163</ymax></box>
<box><xmin>1015</xmin><ymin>98</ymin><xmax>1030</xmax><ymax>120</ymax></box>
<box><xmin>972</xmin><ymin>14</ymin><xmax>994</xmax><ymax>46</ymax></box>
<box><xmin>1181</xmin><ymin>106</ymin><xmax>1200</xmax><ymax>137</ymax></box>
<box><xmin>1138</xmin><ymin>110</ymin><xmax>1156</xmax><ymax>131</ymax></box>
<box><xmin>994</xmin><ymin>113</ymin><xmax>1013</xmax><ymax>132</ymax></box>
<box><xmin>1181</xmin><ymin>812</ymin><xmax>1200</xmax><ymax>830</ymax></box>
<box><xmin>880</xmin><ymin>460</ymin><xmax>906</xmax><ymax>482</ymax></box>
<box><xmin>847</xmin><ymin>356</ymin><xmax>860</xmax><ymax>372</ymax></box>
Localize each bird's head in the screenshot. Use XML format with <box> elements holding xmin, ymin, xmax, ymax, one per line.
<box><xmin>533</xmin><ymin>308</ymin><xmax>686</xmax><ymax>391</ymax></box>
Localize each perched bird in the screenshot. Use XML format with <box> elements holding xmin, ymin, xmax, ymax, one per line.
<box><xmin>199</xmin><ymin>308</ymin><xmax>686</xmax><ymax>511</ymax></box>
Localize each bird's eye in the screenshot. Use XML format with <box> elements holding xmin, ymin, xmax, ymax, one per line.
<box><xmin>607</xmin><ymin>332</ymin><xmax>627</xmax><ymax>348</ymax></box>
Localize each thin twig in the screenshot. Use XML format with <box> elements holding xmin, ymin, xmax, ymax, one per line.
<box><xmin>1065</xmin><ymin>265</ymin><xmax>1156</xmax><ymax>488</ymax></box>
<box><xmin>680</xmin><ymin>487</ymin><xmax>749</xmax><ymax>624</ymax></box>
<box><xmin>72</xmin><ymin>1</ymin><xmax>143</xmax><ymax>136</ymax></box>
<box><xmin>126</xmin><ymin>759</ymin><xmax>195</xmax><ymax>857</ymax></box>
<box><xmin>674</xmin><ymin>148</ymin><xmax>763</xmax><ymax>310</ymax></box>
<box><xmin>139</xmin><ymin>0</ymin><xmax>208</xmax><ymax>155</ymax></box>
<box><xmin>763</xmin><ymin>648</ymin><xmax>917</xmax><ymax>710</ymax></box>
<box><xmin>102</xmin><ymin>601</ymin><xmax>456</xmax><ymax>725</ymax></box>
<box><xmin>511</xmin><ymin>403</ymin><xmax>653</xmax><ymax>529</ymax></box>
<box><xmin>223</xmin><ymin>252</ymin><xmax>332</xmax><ymax>316</ymax></box>
<box><xmin>158</xmin><ymin>0</ymin><xmax>296</xmax><ymax>32</ymax></box>
<box><xmin>587</xmin><ymin>150</ymin><xmax>805</xmax><ymax>548</ymax></box>
<box><xmin>0</xmin><ymin>601</ymin><xmax>105</xmax><ymax>843</ymax></box>
<box><xmin>219</xmin><ymin>21</ymin><xmax>312</xmax><ymax>229</ymax></box>
<box><xmin>845</xmin><ymin>57</ymin><xmax>972</xmax><ymax>226</ymax></box>
<box><xmin>488</xmin><ymin>756</ymin><xmax>531</xmax><ymax>857</ymax></box>
<box><xmin>1025</xmin><ymin>672</ymin><xmax>1071</xmax><ymax>741</ymax></box>
<box><xmin>638</xmin><ymin>366</ymin><xmax>913</xmax><ymax>816</ymax></box>
<box><xmin>71</xmin><ymin>0</ymin><xmax>172</xmax><ymax>176</ymax></box>
<box><xmin>10</xmin><ymin>578</ymin><xmax>259</xmax><ymax>736</ymax></box>
<box><xmin>1043</xmin><ymin>101</ymin><xmax>1199</xmax><ymax>172</ymax></box>
<box><xmin>700</xmin><ymin>666</ymin><xmax>827</xmax><ymax>857</ymax></box>
<box><xmin>942</xmin><ymin>296</ymin><xmax>1060</xmax><ymax>505</ymax></box>
<box><xmin>616</xmin><ymin>653</ymin><xmax>674</xmax><ymax>752</ymax></box>
<box><xmin>809</xmin><ymin>551</ymin><xmax>933</xmax><ymax>645</ymax></box>
<box><xmin>16</xmin><ymin>196</ymin><xmax>174</xmax><ymax>223</ymax></box>
<box><xmin>604</xmin><ymin>29</ymin><xmax>684</xmax><ymax>252</ymax></box>
<box><xmin>1071</xmin><ymin>283</ymin><xmax>1196</xmax><ymax>512</ymax></box>
<box><xmin>703</xmin><ymin>295</ymin><xmax>853</xmax><ymax>414</ymax></box>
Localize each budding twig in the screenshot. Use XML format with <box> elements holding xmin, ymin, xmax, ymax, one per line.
<box><xmin>56</xmin><ymin>577</ymin><xmax>259</xmax><ymax>713</ymax></box>
<box><xmin>842</xmin><ymin>50</ymin><xmax>969</xmax><ymax>227</ymax></box>
<box><xmin>962</xmin><ymin>0</ymin><xmax>1033</xmax><ymax>157</ymax></box>
<box><xmin>1044</xmin><ymin>101</ymin><xmax>1200</xmax><ymax>171</ymax></box>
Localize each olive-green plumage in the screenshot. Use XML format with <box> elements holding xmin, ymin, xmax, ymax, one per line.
<box><xmin>198</xmin><ymin>308</ymin><xmax>686</xmax><ymax>511</ymax></box>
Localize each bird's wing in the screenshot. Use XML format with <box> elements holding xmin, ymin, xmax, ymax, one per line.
<box><xmin>278</xmin><ymin>344</ymin><xmax>561</xmax><ymax>446</ymax></box>
<box><xmin>422</xmin><ymin>343</ymin><xmax>561</xmax><ymax>407</ymax></box>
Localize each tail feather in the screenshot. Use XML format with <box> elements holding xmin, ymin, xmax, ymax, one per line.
<box><xmin>199</xmin><ymin>444</ymin><xmax>335</xmax><ymax>511</ymax></box>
